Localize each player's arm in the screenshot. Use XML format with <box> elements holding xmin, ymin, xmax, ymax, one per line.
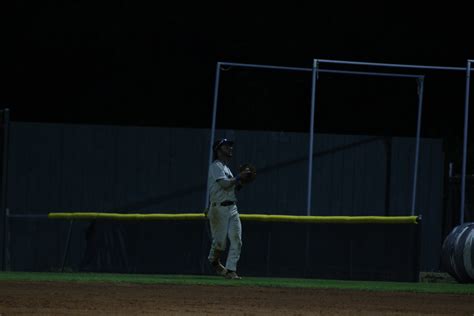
<box><xmin>216</xmin><ymin>176</ymin><xmax>241</xmax><ymax>189</ymax></box>
<box><xmin>210</xmin><ymin>163</ymin><xmax>242</xmax><ymax>190</ymax></box>
<box><xmin>220</xmin><ymin>168</ymin><xmax>253</xmax><ymax>190</ymax></box>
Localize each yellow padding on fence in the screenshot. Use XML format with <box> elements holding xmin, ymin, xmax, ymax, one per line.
<box><xmin>48</xmin><ymin>212</ymin><xmax>419</xmax><ymax>224</ymax></box>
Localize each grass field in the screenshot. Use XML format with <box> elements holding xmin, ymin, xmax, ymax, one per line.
<box><xmin>1</xmin><ymin>271</ymin><xmax>473</xmax><ymax>295</ymax></box>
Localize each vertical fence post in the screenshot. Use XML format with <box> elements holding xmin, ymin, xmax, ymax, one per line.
<box><xmin>412</xmin><ymin>78</ymin><xmax>424</xmax><ymax>215</ymax></box>
<box><xmin>60</xmin><ymin>220</ymin><xmax>74</xmax><ymax>272</ymax></box>
<box><xmin>201</xmin><ymin>62</ymin><xmax>222</xmax><ymax>274</ymax></box>
<box><xmin>4</xmin><ymin>208</ymin><xmax>11</xmax><ymax>271</ymax></box>
<box><xmin>307</xmin><ymin>60</ymin><xmax>318</xmax><ymax>216</ymax></box>
<box><xmin>305</xmin><ymin>60</ymin><xmax>319</xmax><ymax>277</ymax></box>
<box><xmin>460</xmin><ymin>60</ymin><xmax>472</xmax><ymax>224</ymax></box>
<box><xmin>1</xmin><ymin>109</ymin><xmax>10</xmax><ymax>271</ymax></box>
<box><xmin>205</xmin><ymin>62</ymin><xmax>222</xmax><ymax>210</ymax></box>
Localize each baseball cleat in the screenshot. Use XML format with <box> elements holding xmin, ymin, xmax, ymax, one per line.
<box><xmin>225</xmin><ymin>271</ymin><xmax>242</xmax><ymax>280</ymax></box>
<box><xmin>211</xmin><ymin>260</ymin><xmax>227</xmax><ymax>276</ymax></box>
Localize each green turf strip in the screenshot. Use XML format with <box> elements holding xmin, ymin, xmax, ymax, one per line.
<box><xmin>0</xmin><ymin>272</ymin><xmax>473</xmax><ymax>295</ymax></box>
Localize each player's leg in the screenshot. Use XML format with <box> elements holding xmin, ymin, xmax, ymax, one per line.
<box><xmin>207</xmin><ymin>205</ymin><xmax>230</xmax><ymax>275</ymax></box>
<box><xmin>225</xmin><ymin>207</ymin><xmax>242</xmax><ymax>279</ymax></box>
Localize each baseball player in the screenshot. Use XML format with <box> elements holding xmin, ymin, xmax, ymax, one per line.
<box><xmin>206</xmin><ymin>138</ymin><xmax>253</xmax><ymax>280</ymax></box>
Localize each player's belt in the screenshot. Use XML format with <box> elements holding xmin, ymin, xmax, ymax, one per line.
<box><xmin>220</xmin><ymin>200</ymin><xmax>235</xmax><ymax>206</ymax></box>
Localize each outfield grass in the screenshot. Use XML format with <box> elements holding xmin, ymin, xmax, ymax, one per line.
<box><xmin>1</xmin><ymin>272</ymin><xmax>473</xmax><ymax>295</ymax></box>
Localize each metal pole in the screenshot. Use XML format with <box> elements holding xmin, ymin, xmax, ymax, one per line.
<box><xmin>61</xmin><ymin>220</ymin><xmax>74</xmax><ymax>272</ymax></box>
<box><xmin>384</xmin><ymin>137</ymin><xmax>392</xmax><ymax>216</ymax></box>
<box><xmin>221</xmin><ymin>61</ymin><xmax>424</xmax><ymax>79</ymax></box>
<box><xmin>1</xmin><ymin>109</ymin><xmax>10</xmax><ymax>271</ymax></box>
<box><xmin>204</xmin><ymin>63</ymin><xmax>222</xmax><ymax>209</ymax></box>
<box><xmin>307</xmin><ymin>60</ymin><xmax>318</xmax><ymax>216</ymax></box>
<box><xmin>3</xmin><ymin>208</ymin><xmax>10</xmax><ymax>271</ymax></box>
<box><xmin>317</xmin><ymin>59</ymin><xmax>471</xmax><ymax>72</ymax></box>
<box><xmin>221</xmin><ymin>62</ymin><xmax>311</xmax><ymax>73</ymax></box>
<box><xmin>320</xmin><ymin>69</ymin><xmax>423</xmax><ymax>79</ymax></box>
<box><xmin>411</xmin><ymin>78</ymin><xmax>425</xmax><ymax>215</ymax></box>
<box><xmin>460</xmin><ymin>60</ymin><xmax>472</xmax><ymax>224</ymax></box>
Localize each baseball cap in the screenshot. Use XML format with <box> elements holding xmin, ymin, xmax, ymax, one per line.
<box><xmin>213</xmin><ymin>138</ymin><xmax>234</xmax><ymax>152</ymax></box>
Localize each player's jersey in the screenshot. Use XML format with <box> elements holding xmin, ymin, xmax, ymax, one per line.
<box><xmin>208</xmin><ymin>160</ymin><xmax>237</xmax><ymax>204</ymax></box>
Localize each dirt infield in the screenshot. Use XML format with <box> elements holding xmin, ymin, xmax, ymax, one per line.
<box><xmin>0</xmin><ymin>281</ymin><xmax>473</xmax><ymax>315</ymax></box>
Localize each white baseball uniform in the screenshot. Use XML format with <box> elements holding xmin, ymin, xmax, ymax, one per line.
<box><xmin>207</xmin><ymin>160</ymin><xmax>242</xmax><ymax>272</ymax></box>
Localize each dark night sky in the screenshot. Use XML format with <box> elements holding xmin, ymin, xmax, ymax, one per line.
<box><xmin>1</xmin><ymin>4</ymin><xmax>473</xmax><ymax>141</ymax></box>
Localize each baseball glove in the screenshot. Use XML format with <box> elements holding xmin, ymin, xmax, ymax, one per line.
<box><xmin>238</xmin><ymin>163</ymin><xmax>257</xmax><ymax>184</ymax></box>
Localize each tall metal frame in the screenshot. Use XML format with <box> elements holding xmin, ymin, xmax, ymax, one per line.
<box><xmin>206</xmin><ymin>62</ymin><xmax>424</xmax><ymax>216</ymax></box>
<box><xmin>311</xmin><ymin>59</ymin><xmax>474</xmax><ymax>221</ymax></box>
